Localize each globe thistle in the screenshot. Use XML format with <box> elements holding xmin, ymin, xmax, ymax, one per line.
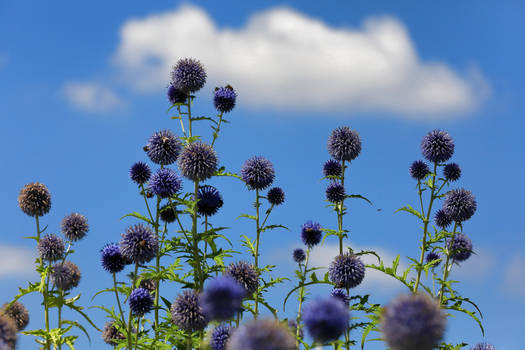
<box><xmin>129</xmin><ymin>162</ymin><xmax>151</xmax><ymax>185</ymax></box>
<box><xmin>129</xmin><ymin>288</ymin><xmax>153</xmax><ymax>316</ymax></box>
<box><xmin>470</xmin><ymin>343</ymin><xmax>497</xmax><ymax>350</ymax></box>
<box><xmin>267</xmin><ymin>187</ymin><xmax>285</xmax><ymax>206</ymax></box>
<box><xmin>120</xmin><ymin>224</ymin><xmax>158</xmax><ymax>264</ymax></box>
<box><xmin>326</xmin><ymin>182</ymin><xmax>346</xmax><ymax>202</ymax></box>
<box><xmin>159</xmin><ymin>204</ymin><xmax>177</xmax><ymax>223</ymax></box>
<box><xmin>0</xmin><ymin>314</ymin><xmax>16</xmax><ymax>349</ymax></box>
<box><xmin>61</xmin><ymin>213</ymin><xmax>88</xmax><ymax>242</ymax></box>
<box><xmin>171</xmin><ymin>290</ymin><xmax>208</xmax><ymax>331</ymax></box>
<box><xmin>51</xmin><ymin>261</ymin><xmax>81</xmax><ymax>291</ymax></box>
<box><xmin>227</xmin><ymin>319</ymin><xmax>296</xmax><ymax>350</ymax></box>
<box><xmin>443</xmin><ymin>188</ymin><xmax>477</xmax><ymax>222</ymax></box>
<box><xmin>38</xmin><ymin>234</ymin><xmax>65</xmax><ymax>262</ymax></box>
<box><xmin>381</xmin><ymin>293</ymin><xmax>446</xmax><ymax>350</ymax></box>
<box><xmin>425</xmin><ymin>252</ymin><xmax>441</xmax><ymax>267</ymax></box>
<box><xmin>101</xmin><ymin>243</ymin><xmax>126</xmax><ymax>274</ymax></box>
<box><xmin>101</xmin><ymin>321</ymin><xmax>125</xmax><ymax>346</ymax></box>
<box><xmin>240</xmin><ymin>156</ymin><xmax>275</xmax><ymax>190</ymax></box>
<box><xmin>303</xmin><ymin>297</ymin><xmax>349</xmax><ymax>343</ymax></box>
<box><xmin>145</xmin><ymin>130</ymin><xmax>181</xmax><ymax>166</ymax></box>
<box><xmin>18</xmin><ymin>182</ymin><xmax>51</xmax><ymax>217</ymax></box>
<box><xmin>167</xmin><ymin>84</ymin><xmax>187</xmax><ymax>104</ymax></box>
<box><xmin>443</xmin><ymin>163</ymin><xmax>461</xmax><ymax>181</ymax></box>
<box><xmin>171</xmin><ymin>58</ymin><xmax>207</xmax><ymax>93</ymax></box>
<box><xmin>214</xmin><ymin>85</ymin><xmax>237</xmax><ymax>113</ymax></box>
<box><xmin>201</xmin><ymin>276</ymin><xmax>244</xmax><ymax>321</ymax></box>
<box><xmin>448</xmin><ymin>233</ymin><xmax>473</xmax><ymax>262</ymax></box>
<box><xmin>197</xmin><ymin>185</ymin><xmax>224</xmax><ymax>216</ymax></box>
<box><xmin>323</xmin><ymin>159</ymin><xmax>342</xmax><ymax>177</ymax></box>
<box><xmin>149</xmin><ymin>168</ymin><xmax>182</xmax><ymax>199</ymax></box>
<box><xmin>178</xmin><ymin>142</ymin><xmax>218</xmax><ymax>182</ymax></box>
<box><xmin>293</xmin><ymin>248</ymin><xmax>306</xmax><ymax>263</ymax></box>
<box><xmin>223</xmin><ymin>261</ymin><xmax>258</xmax><ymax>296</ymax></box>
<box><xmin>301</xmin><ymin>221</ymin><xmax>322</xmax><ymax>247</ymax></box>
<box><xmin>0</xmin><ymin>340</ymin><xmax>9</xmax><ymax>350</ymax></box>
<box><xmin>331</xmin><ymin>289</ymin><xmax>350</xmax><ymax>306</ymax></box>
<box><xmin>139</xmin><ymin>278</ymin><xmax>157</xmax><ymax>293</ymax></box>
<box><xmin>287</xmin><ymin>319</ymin><xmax>304</xmax><ymax>338</ymax></box>
<box><xmin>210</xmin><ymin>324</ymin><xmax>232</xmax><ymax>350</ymax></box>
<box><xmin>409</xmin><ymin>160</ymin><xmax>430</xmax><ymax>180</ymax></box>
<box><xmin>327</xmin><ymin>126</ymin><xmax>361</xmax><ymax>162</ymax></box>
<box><xmin>434</xmin><ymin>209</ymin><xmax>452</xmax><ymax>229</ymax></box>
<box><xmin>1</xmin><ymin>301</ymin><xmax>29</xmax><ymax>331</ymax></box>
<box><xmin>421</xmin><ymin>130</ymin><xmax>454</xmax><ymax>163</ymax></box>
<box><xmin>328</xmin><ymin>253</ymin><xmax>365</xmax><ymax>289</ymax></box>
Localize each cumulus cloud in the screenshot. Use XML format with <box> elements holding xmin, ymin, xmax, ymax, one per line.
<box><xmin>502</xmin><ymin>254</ymin><xmax>525</xmax><ymax>299</ymax></box>
<box><xmin>62</xmin><ymin>81</ymin><xmax>125</xmax><ymax>113</ymax></box>
<box><xmin>112</xmin><ymin>4</ymin><xmax>488</xmax><ymax>118</ymax></box>
<box><xmin>0</xmin><ymin>244</ymin><xmax>36</xmax><ymax>278</ymax></box>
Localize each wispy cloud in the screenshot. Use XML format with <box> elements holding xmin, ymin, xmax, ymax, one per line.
<box><xmin>502</xmin><ymin>254</ymin><xmax>525</xmax><ymax>299</ymax></box>
<box><xmin>0</xmin><ymin>244</ymin><xmax>37</xmax><ymax>278</ymax></box>
<box><xmin>62</xmin><ymin>81</ymin><xmax>125</xmax><ymax>113</ymax></box>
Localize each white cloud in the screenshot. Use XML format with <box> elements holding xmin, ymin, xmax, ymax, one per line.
<box><xmin>62</xmin><ymin>81</ymin><xmax>125</xmax><ymax>113</ymax></box>
<box><xmin>112</xmin><ymin>4</ymin><xmax>488</xmax><ymax>118</ymax></box>
<box><xmin>502</xmin><ymin>254</ymin><xmax>525</xmax><ymax>299</ymax></box>
<box><xmin>0</xmin><ymin>244</ymin><xmax>37</xmax><ymax>278</ymax></box>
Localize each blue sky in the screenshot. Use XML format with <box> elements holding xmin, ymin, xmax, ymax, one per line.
<box><xmin>1</xmin><ymin>0</ymin><xmax>524</xmax><ymax>348</ymax></box>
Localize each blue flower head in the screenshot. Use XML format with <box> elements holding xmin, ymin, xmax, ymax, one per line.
<box><xmin>224</xmin><ymin>261</ymin><xmax>258</xmax><ymax>296</ymax></box>
<box><xmin>171</xmin><ymin>290</ymin><xmax>208</xmax><ymax>331</ymax></box>
<box><xmin>323</xmin><ymin>159</ymin><xmax>342</xmax><ymax>177</ymax></box>
<box><xmin>167</xmin><ymin>84</ymin><xmax>187</xmax><ymax>104</ymax></box>
<box><xmin>267</xmin><ymin>187</ymin><xmax>285</xmax><ymax>206</ymax></box>
<box><xmin>214</xmin><ymin>85</ymin><xmax>237</xmax><ymax>113</ymax></box>
<box><xmin>210</xmin><ymin>324</ymin><xmax>232</xmax><ymax>350</ymax></box>
<box><xmin>326</xmin><ymin>181</ymin><xmax>346</xmax><ymax>202</ymax></box>
<box><xmin>470</xmin><ymin>343</ymin><xmax>497</xmax><ymax>350</ymax></box>
<box><xmin>448</xmin><ymin>233</ymin><xmax>473</xmax><ymax>262</ymax></box>
<box><xmin>178</xmin><ymin>142</ymin><xmax>218</xmax><ymax>182</ymax></box>
<box><xmin>443</xmin><ymin>188</ymin><xmax>477</xmax><ymax>222</ymax></box>
<box><xmin>421</xmin><ymin>130</ymin><xmax>454</xmax><ymax>163</ymax></box>
<box><xmin>327</xmin><ymin>126</ymin><xmax>361</xmax><ymax>162</ymax></box>
<box><xmin>331</xmin><ymin>288</ymin><xmax>350</xmax><ymax>306</ymax></box>
<box><xmin>171</xmin><ymin>58</ymin><xmax>207</xmax><ymax>93</ymax></box>
<box><xmin>130</xmin><ymin>162</ymin><xmax>151</xmax><ymax>185</ymax></box>
<box><xmin>227</xmin><ymin>319</ymin><xmax>296</xmax><ymax>350</ymax></box>
<box><xmin>38</xmin><ymin>234</ymin><xmax>65</xmax><ymax>262</ymax></box>
<box><xmin>129</xmin><ymin>288</ymin><xmax>153</xmax><ymax>316</ymax></box>
<box><xmin>434</xmin><ymin>209</ymin><xmax>452</xmax><ymax>229</ymax></box>
<box><xmin>146</xmin><ymin>130</ymin><xmax>181</xmax><ymax>166</ymax></box>
<box><xmin>409</xmin><ymin>160</ymin><xmax>430</xmax><ymax>180</ymax></box>
<box><xmin>303</xmin><ymin>297</ymin><xmax>349</xmax><ymax>343</ymax></box>
<box><xmin>328</xmin><ymin>253</ymin><xmax>365</xmax><ymax>289</ymax></box>
<box><xmin>240</xmin><ymin>156</ymin><xmax>275</xmax><ymax>190</ymax></box>
<box><xmin>293</xmin><ymin>248</ymin><xmax>306</xmax><ymax>263</ymax></box>
<box><xmin>120</xmin><ymin>224</ymin><xmax>158</xmax><ymax>264</ymax></box>
<box><xmin>149</xmin><ymin>168</ymin><xmax>182</xmax><ymax>199</ymax></box>
<box><xmin>301</xmin><ymin>221</ymin><xmax>322</xmax><ymax>247</ymax></box>
<box><xmin>197</xmin><ymin>185</ymin><xmax>223</xmax><ymax>216</ymax></box>
<box><xmin>159</xmin><ymin>204</ymin><xmax>177</xmax><ymax>223</ymax></box>
<box><xmin>51</xmin><ymin>261</ymin><xmax>81</xmax><ymax>291</ymax></box>
<box><xmin>101</xmin><ymin>243</ymin><xmax>126</xmax><ymax>274</ymax></box>
<box><xmin>201</xmin><ymin>276</ymin><xmax>244</xmax><ymax>321</ymax></box>
<box><xmin>101</xmin><ymin>321</ymin><xmax>125</xmax><ymax>346</ymax></box>
<box><xmin>61</xmin><ymin>213</ymin><xmax>89</xmax><ymax>242</ymax></box>
<box><xmin>443</xmin><ymin>163</ymin><xmax>461</xmax><ymax>181</ymax></box>
<box><xmin>425</xmin><ymin>252</ymin><xmax>441</xmax><ymax>267</ymax></box>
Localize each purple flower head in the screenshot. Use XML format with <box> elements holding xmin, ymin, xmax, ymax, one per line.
<box><xmin>159</xmin><ymin>204</ymin><xmax>177</xmax><ymax>223</ymax></box>
<box><xmin>0</xmin><ymin>340</ymin><xmax>9</xmax><ymax>350</ymax></box>
<box><xmin>301</xmin><ymin>221</ymin><xmax>322</xmax><ymax>247</ymax></box>
<box><xmin>287</xmin><ymin>319</ymin><xmax>304</xmax><ymax>338</ymax></box>
<box><xmin>130</xmin><ymin>162</ymin><xmax>151</xmax><ymax>185</ymax></box>
<box><xmin>329</xmin><ymin>253</ymin><xmax>365</xmax><ymax>289</ymax></box>
<box><xmin>101</xmin><ymin>243</ymin><xmax>126</xmax><ymax>274</ymax></box>
<box><xmin>381</xmin><ymin>293</ymin><xmax>446</xmax><ymax>350</ymax></box>
<box><xmin>267</xmin><ymin>187</ymin><xmax>285</xmax><ymax>206</ymax></box>
<box><xmin>120</xmin><ymin>224</ymin><xmax>158</xmax><ymax>264</ymax></box>
<box><xmin>227</xmin><ymin>319</ymin><xmax>296</xmax><ymax>350</ymax></box>
<box><xmin>409</xmin><ymin>160</ymin><xmax>430</xmax><ymax>180</ymax></box>
<box><xmin>101</xmin><ymin>321</ymin><xmax>125</xmax><ymax>346</ymax></box>
<box><xmin>171</xmin><ymin>290</ymin><xmax>208</xmax><ymax>331</ymax></box>
<box><xmin>201</xmin><ymin>276</ymin><xmax>244</xmax><ymax>321</ymax></box>
<box><xmin>51</xmin><ymin>261</ymin><xmax>81</xmax><ymax>291</ymax></box>
<box><xmin>61</xmin><ymin>213</ymin><xmax>89</xmax><ymax>242</ymax></box>
<box><xmin>129</xmin><ymin>288</ymin><xmax>153</xmax><ymax>316</ymax></box>
<box><xmin>434</xmin><ymin>209</ymin><xmax>452</xmax><ymax>229</ymax></box>
<box><xmin>425</xmin><ymin>252</ymin><xmax>441</xmax><ymax>267</ymax></box>
<box><xmin>443</xmin><ymin>163</ymin><xmax>461</xmax><ymax>182</ymax></box>
<box><xmin>214</xmin><ymin>85</ymin><xmax>237</xmax><ymax>113</ymax></box>
<box><xmin>331</xmin><ymin>288</ymin><xmax>350</xmax><ymax>306</ymax></box>
<box><xmin>18</xmin><ymin>182</ymin><xmax>51</xmax><ymax>217</ymax></box>
<box><xmin>421</xmin><ymin>130</ymin><xmax>454</xmax><ymax>163</ymax></box>
<box><xmin>224</xmin><ymin>261</ymin><xmax>258</xmax><ymax>296</ymax></box>
<box><xmin>326</xmin><ymin>181</ymin><xmax>346</xmax><ymax>202</ymax></box>
<box><xmin>0</xmin><ymin>314</ymin><xmax>17</xmax><ymax>350</ymax></box>
<box><xmin>240</xmin><ymin>156</ymin><xmax>275</xmax><ymax>190</ymax></box>
<box><xmin>293</xmin><ymin>248</ymin><xmax>306</xmax><ymax>263</ymax></box>
<box><xmin>323</xmin><ymin>159</ymin><xmax>342</xmax><ymax>177</ymax></box>
<box><xmin>197</xmin><ymin>185</ymin><xmax>223</xmax><ymax>216</ymax></box>
<box><xmin>146</xmin><ymin>130</ymin><xmax>182</xmax><ymax>166</ymax></box>
<box><xmin>1</xmin><ymin>301</ymin><xmax>29</xmax><ymax>331</ymax></box>
<box><xmin>303</xmin><ymin>297</ymin><xmax>349</xmax><ymax>343</ymax></box>
<box><xmin>149</xmin><ymin>168</ymin><xmax>182</xmax><ymax>198</ymax></box>
<box><xmin>178</xmin><ymin>142</ymin><xmax>218</xmax><ymax>182</ymax></box>
<box><xmin>38</xmin><ymin>234</ymin><xmax>65</xmax><ymax>262</ymax></box>
<box><xmin>447</xmin><ymin>233</ymin><xmax>473</xmax><ymax>262</ymax></box>
<box><xmin>139</xmin><ymin>278</ymin><xmax>157</xmax><ymax>293</ymax></box>
<box><xmin>210</xmin><ymin>324</ymin><xmax>232</xmax><ymax>350</ymax></box>
<box><xmin>327</xmin><ymin>126</ymin><xmax>361</xmax><ymax>162</ymax></box>
<box><xmin>171</xmin><ymin>58</ymin><xmax>207</xmax><ymax>93</ymax></box>
<box><xmin>470</xmin><ymin>343</ymin><xmax>497</xmax><ymax>350</ymax></box>
<box><xmin>443</xmin><ymin>188</ymin><xmax>477</xmax><ymax>222</ymax></box>
<box><xmin>167</xmin><ymin>84</ymin><xmax>187</xmax><ymax>104</ymax></box>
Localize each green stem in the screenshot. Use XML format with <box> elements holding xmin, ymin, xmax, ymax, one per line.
<box><xmin>112</xmin><ymin>273</ymin><xmax>127</xmax><ymax>329</ymax></box>
<box><xmin>203</xmin><ymin>215</ymin><xmax>208</xmax><ymax>271</ymax></box>
<box><xmin>211</xmin><ymin>112</ymin><xmax>224</xmax><ymax>147</ymax></box>
<box><xmin>153</xmin><ymin>196</ymin><xmax>161</xmax><ymax>336</ymax></box>
<box><xmin>338</xmin><ymin>160</ymin><xmax>346</xmax><ymax>255</ymax></box>
<box><xmin>127</xmin><ymin>263</ymin><xmax>139</xmax><ymax>350</ymax></box>
<box><xmin>134</xmin><ymin>316</ymin><xmax>140</xmax><ymax>350</ymax></box>
<box><xmin>140</xmin><ymin>184</ymin><xmax>155</xmax><ymax>223</ymax></box>
<box><xmin>254</xmin><ymin>189</ymin><xmax>261</xmax><ymax>319</ymax></box>
<box><xmin>35</xmin><ymin>216</ymin><xmax>41</xmax><ymax>242</ymax></box>
<box><xmin>186</xmin><ymin>336</ymin><xmax>192</xmax><ymax>350</ymax></box>
<box><xmin>44</xmin><ymin>265</ymin><xmax>50</xmax><ymax>350</ymax></box>
<box><xmin>177</xmin><ymin>105</ymin><xmax>187</xmax><ymax>138</ymax></box>
<box><xmin>192</xmin><ymin>180</ymin><xmax>203</xmax><ymax>291</ymax></box>
<box><xmin>58</xmin><ymin>290</ymin><xmax>63</xmax><ymax>350</ymax></box>
<box><xmin>439</xmin><ymin>222</ymin><xmax>458</xmax><ymax>305</ymax></box>
<box><xmin>187</xmin><ymin>94</ymin><xmax>193</xmax><ymax>140</ymax></box>
<box><xmin>296</xmin><ymin>248</ymin><xmax>310</xmax><ymax>348</ymax></box>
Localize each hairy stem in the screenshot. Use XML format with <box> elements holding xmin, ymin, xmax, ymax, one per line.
<box><xmin>338</xmin><ymin>160</ymin><xmax>347</xmax><ymax>255</ymax></box>
<box><xmin>254</xmin><ymin>189</ymin><xmax>261</xmax><ymax>319</ymax></box>
<box><xmin>296</xmin><ymin>248</ymin><xmax>310</xmax><ymax>348</ymax></box>
<box><xmin>211</xmin><ymin>112</ymin><xmax>224</xmax><ymax>147</ymax></box>
<box><xmin>192</xmin><ymin>180</ymin><xmax>203</xmax><ymax>291</ymax></box>
<box><xmin>127</xmin><ymin>263</ymin><xmax>139</xmax><ymax>350</ymax></box>
<box><xmin>439</xmin><ymin>222</ymin><xmax>459</xmax><ymax>305</ymax></box>
<box><xmin>112</xmin><ymin>273</ymin><xmax>127</xmax><ymax>329</ymax></box>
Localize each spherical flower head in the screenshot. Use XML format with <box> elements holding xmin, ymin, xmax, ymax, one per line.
<box><xmin>293</xmin><ymin>248</ymin><xmax>306</xmax><ymax>263</ymax></box>
<box><xmin>197</xmin><ymin>185</ymin><xmax>224</xmax><ymax>216</ymax></box>
<box><xmin>240</xmin><ymin>156</ymin><xmax>275</xmax><ymax>190</ymax></box>
<box><xmin>146</xmin><ymin>130</ymin><xmax>182</xmax><ymax>166</ymax></box>
<box><xmin>149</xmin><ymin>168</ymin><xmax>182</xmax><ymax>199</ymax></box>
<box><xmin>0</xmin><ymin>314</ymin><xmax>16</xmax><ymax>349</ymax></box>
<box><xmin>224</xmin><ymin>261</ymin><xmax>258</xmax><ymax>296</ymax></box>
<box><xmin>171</xmin><ymin>58</ymin><xmax>207</xmax><ymax>93</ymax></box>
<box><xmin>158</xmin><ymin>204</ymin><xmax>177</xmax><ymax>223</ymax></box>
<box><xmin>214</xmin><ymin>85</ymin><xmax>237</xmax><ymax>113</ymax></box>
<box><xmin>434</xmin><ymin>209</ymin><xmax>452</xmax><ymax>229</ymax></box>
<box><xmin>328</xmin><ymin>253</ymin><xmax>365</xmax><ymax>289</ymax></box>
<box><xmin>267</xmin><ymin>187</ymin><xmax>285</xmax><ymax>206</ymax></box>
<box><xmin>101</xmin><ymin>321</ymin><xmax>125</xmax><ymax>346</ymax></box>
<box><xmin>0</xmin><ymin>340</ymin><xmax>9</xmax><ymax>350</ymax></box>
<box><xmin>167</xmin><ymin>84</ymin><xmax>187</xmax><ymax>104</ymax></box>
<box><xmin>129</xmin><ymin>288</ymin><xmax>153</xmax><ymax>316</ymax></box>
<box><xmin>201</xmin><ymin>277</ymin><xmax>244</xmax><ymax>321</ymax></box>
<box><xmin>18</xmin><ymin>182</ymin><xmax>51</xmax><ymax>217</ymax></box>
<box><xmin>301</xmin><ymin>221</ymin><xmax>322</xmax><ymax>247</ymax></box>
<box><xmin>421</xmin><ymin>129</ymin><xmax>454</xmax><ymax>163</ymax></box>
<box><xmin>139</xmin><ymin>278</ymin><xmax>157</xmax><ymax>293</ymax></box>
<box><xmin>287</xmin><ymin>319</ymin><xmax>304</xmax><ymax>339</ymax></box>
<box><xmin>38</xmin><ymin>234</ymin><xmax>65</xmax><ymax>262</ymax></box>
<box><xmin>1</xmin><ymin>302</ymin><xmax>29</xmax><ymax>331</ymax></box>
<box><xmin>171</xmin><ymin>290</ymin><xmax>208</xmax><ymax>332</ymax></box>
<box><xmin>61</xmin><ymin>213</ymin><xmax>88</xmax><ymax>242</ymax></box>
<box><xmin>409</xmin><ymin>160</ymin><xmax>430</xmax><ymax>180</ymax></box>
<box><xmin>470</xmin><ymin>343</ymin><xmax>497</xmax><ymax>350</ymax></box>
<box><xmin>327</xmin><ymin>126</ymin><xmax>361</xmax><ymax>162</ymax></box>
<box><xmin>443</xmin><ymin>163</ymin><xmax>461</xmax><ymax>182</ymax></box>
<box><xmin>227</xmin><ymin>319</ymin><xmax>296</xmax><ymax>350</ymax></box>
<box><xmin>425</xmin><ymin>252</ymin><xmax>441</xmax><ymax>267</ymax></box>
<box><xmin>51</xmin><ymin>261</ymin><xmax>81</xmax><ymax>291</ymax></box>
<box><xmin>331</xmin><ymin>289</ymin><xmax>350</xmax><ymax>306</ymax></box>
<box><xmin>326</xmin><ymin>181</ymin><xmax>346</xmax><ymax>202</ymax></box>
<box><xmin>101</xmin><ymin>243</ymin><xmax>126</xmax><ymax>274</ymax></box>
<box><xmin>178</xmin><ymin>142</ymin><xmax>218</xmax><ymax>182</ymax></box>
<box><xmin>381</xmin><ymin>293</ymin><xmax>445</xmax><ymax>350</ymax></box>
<box><xmin>130</xmin><ymin>162</ymin><xmax>151</xmax><ymax>185</ymax></box>
<box><xmin>303</xmin><ymin>297</ymin><xmax>349</xmax><ymax>343</ymax></box>
<box><xmin>120</xmin><ymin>224</ymin><xmax>158</xmax><ymax>264</ymax></box>
<box><xmin>323</xmin><ymin>159</ymin><xmax>342</xmax><ymax>177</ymax></box>
<box><xmin>210</xmin><ymin>324</ymin><xmax>232</xmax><ymax>350</ymax></box>
<box><xmin>447</xmin><ymin>233</ymin><xmax>473</xmax><ymax>262</ymax></box>
<box><xmin>443</xmin><ymin>188</ymin><xmax>477</xmax><ymax>222</ymax></box>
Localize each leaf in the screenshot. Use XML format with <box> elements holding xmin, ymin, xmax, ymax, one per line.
<box><xmin>119</xmin><ymin>212</ymin><xmax>156</xmax><ymax>227</ymax></box>
<box><xmin>346</xmin><ymin>194</ymin><xmax>374</xmax><ymax>206</ymax></box>
<box><xmin>394</xmin><ymin>205</ymin><xmax>424</xmax><ymax>220</ymax></box>
<box><xmin>61</xmin><ymin>320</ymin><xmax>91</xmax><ymax>343</ymax></box>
